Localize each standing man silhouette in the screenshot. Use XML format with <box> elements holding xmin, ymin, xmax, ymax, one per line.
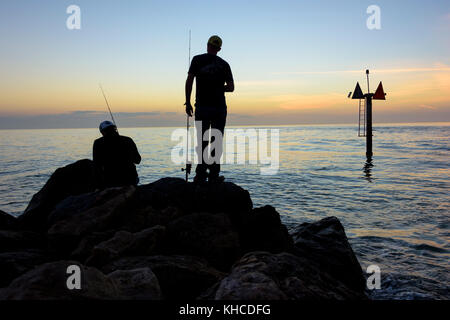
<box><xmin>185</xmin><ymin>35</ymin><xmax>234</xmax><ymax>183</ymax></box>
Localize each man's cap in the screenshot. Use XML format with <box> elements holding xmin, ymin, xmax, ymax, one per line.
<box><xmin>99</xmin><ymin>120</ymin><xmax>116</xmax><ymax>132</ymax></box>
<box><xmin>207</xmin><ymin>35</ymin><xmax>222</xmax><ymax>49</ymax></box>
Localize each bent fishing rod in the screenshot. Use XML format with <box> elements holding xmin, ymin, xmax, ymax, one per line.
<box><xmin>99</xmin><ymin>83</ymin><xmax>118</xmax><ymax>132</ymax></box>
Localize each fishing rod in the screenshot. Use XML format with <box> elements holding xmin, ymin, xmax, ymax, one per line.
<box><xmin>182</xmin><ymin>30</ymin><xmax>192</xmax><ymax>182</ymax></box>
<box><xmin>188</xmin><ymin>29</ymin><xmax>191</xmax><ymax>69</ymax></box>
<box><xmin>99</xmin><ymin>83</ymin><xmax>118</xmax><ymax>129</ymax></box>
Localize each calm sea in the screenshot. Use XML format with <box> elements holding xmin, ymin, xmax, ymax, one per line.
<box><xmin>0</xmin><ymin>123</ymin><xmax>449</xmax><ymax>299</ymax></box>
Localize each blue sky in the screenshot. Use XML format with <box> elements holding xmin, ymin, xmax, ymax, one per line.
<box><xmin>0</xmin><ymin>0</ymin><xmax>449</xmax><ymax>127</ymax></box>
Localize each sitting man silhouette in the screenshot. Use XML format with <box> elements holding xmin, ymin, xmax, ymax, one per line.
<box><xmin>93</xmin><ymin>121</ymin><xmax>141</xmax><ymax>189</ymax></box>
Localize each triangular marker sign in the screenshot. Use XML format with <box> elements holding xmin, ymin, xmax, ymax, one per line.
<box><xmin>373</xmin><ymin>81</ymin><xmax>386</xmax><ymax>100</ymax></box>
<box><xmin>352</xmin><ymin>82</ymin><xmax>364</xmax><ymax>99</ymax></box>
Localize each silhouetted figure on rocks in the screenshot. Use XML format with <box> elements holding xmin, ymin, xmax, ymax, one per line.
<box><xmin>185</xmin><ymin>35</ymin><xmax>234</xmax><ymax>183</ymax></box>
<box><xmin>93</xmin><ymin>121</ymin><xmax>141</xmax><ymax>189</ymax></box>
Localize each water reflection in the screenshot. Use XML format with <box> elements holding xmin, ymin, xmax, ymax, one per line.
<box><xmin>1</xmin><ymin>125</ymin><xmax>449</xmax><ymax>299</ymax></box>
<box><xmin>363</xmin><ymin>158</ymin><xmax>374</xmax><ymax>182</ymax></box>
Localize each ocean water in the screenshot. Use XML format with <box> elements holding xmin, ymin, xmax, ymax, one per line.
<box><xmin>0</xmin><ymin>123</ymin><xmax>448</xmax><ymax>299</ymax></box>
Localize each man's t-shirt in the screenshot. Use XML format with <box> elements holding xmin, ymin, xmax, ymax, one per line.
<box><xmin>93</xmin><ymin>135</ymin><xmax>141</xmax><ymax>188</ymax></box>
<box><xmin>188</xmin><ymin>53</ymin><xmax>233</xmax><ymax>108</ymax></box>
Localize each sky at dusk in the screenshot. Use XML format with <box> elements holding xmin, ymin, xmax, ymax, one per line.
<box><xmin>0</xmin><ymin>0</ymin><xmax>449</xmax><ymax>128</ymax></box>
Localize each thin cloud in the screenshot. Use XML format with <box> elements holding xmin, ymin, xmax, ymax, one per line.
<box><xmin>418</xmin><ymin>104</ymin><xmax>436</xmax><ymax>110</ymax></box>
<box><xmin>272</xmin><ymin>67</ymin><xmax>450</xmax><ymax>75</ymax></box>
<box><xmin>266</xmin><ymin>93</ymin><xmax>344</xmax><ymax>110</ymax></box>
<box><xmin>236</xmin><ymin>80</ymin><xmax>299</xmax><ymax>87</ymax></box>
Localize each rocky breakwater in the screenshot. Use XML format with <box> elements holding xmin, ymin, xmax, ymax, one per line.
<box><xmin>0</xmin><ymin>159</ymin><xmax>367</xmax><ymax>300</ymax></box>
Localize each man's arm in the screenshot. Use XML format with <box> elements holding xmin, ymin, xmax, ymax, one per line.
<box><xmin>185</xmin><ymin>73</ymin><xmax>195</xmax><ymax>116</ymax></box>
<box><xmin>224</xmin><ymin>63</ymin><xmax>234</xmax><ymax>92</ymax></box>
<box><xmin>224</xmin><ymin>80</ymin><xmax>234</xmax><ymax>92</ymax></box>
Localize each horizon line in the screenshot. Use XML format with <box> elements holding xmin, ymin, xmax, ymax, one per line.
<box><xmin>1</xmin><ymin>120</ymin><xmax>449</xmax><ymax>131</ymax></box>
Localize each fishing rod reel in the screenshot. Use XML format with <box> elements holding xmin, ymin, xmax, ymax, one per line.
<box><xmin>182</xmin><ymin>162</ymin><xmax>192</xmax><ymax>176</ymax></box>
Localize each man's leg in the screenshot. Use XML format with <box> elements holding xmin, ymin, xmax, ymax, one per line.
<box><xmin>208</xmin><ymin>112</ymin><xmax>226</xmax><ymax>180</ymax></box>
<box><xmin>194</xmin><ymin>118</ymin><xmax>210</xmax><ymax>182</ymax></box>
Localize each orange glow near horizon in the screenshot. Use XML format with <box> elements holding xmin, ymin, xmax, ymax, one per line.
<box><xmin>0</xmin><ymin>67</ymin><xmax>449</xmax><ymax>124</ymax></box>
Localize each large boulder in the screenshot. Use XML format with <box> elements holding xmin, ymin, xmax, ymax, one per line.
<box><xmin>113</xmin><ymin>177</ymin><xmax>253</xmax><ymax>234</ymax></box>
<box><xmin>47</xmin><ymin>186</ymin><xmax>133</xmax><ymax>227</ymax></box>
<box><xmin>240</xmin><ymin>205</ymin><xmax>293</xmax><ymax>254</ymax></box>
<box><xmin>189</xmin><ymin>180</ymin><xmax>253</xmax><ymax>221</ymax></box>
<box><xmin>86</xmin><ymin>225</ymin><xmax>166</xmax><ymax>267</ymax></box>
<box><xmin>47</xmin><ymin>186</ymin><xmax>136</xmax><ymax>254</ymax></box>
<box><xmin>136</xmin><ymin>178</ymin><xmax>253</xmax><ymax>220</ymax></box>
<box><xmin>291</xmin><ymin>216</ymin><xmax>366</xmax><ymax>293</ymax></box>
<box><xmin>103</xmin><ymin>255</ymin><xmax>225</xmax><ymax>299</ymax></box>
<box><xmin>0</xmin><ymin>210</ymin><xmax>17</xmax><ymax>230</ymax></box>
<box><xmin>0</xmin><ymin>250</ymin><xmax>50</xmax><ymax>288</ymax></box>
<box><xmin>134</xmin><ymin>178</ymin><xmax>194</xmax><ymax>211</ymax></box>
<box><xmin>107</xmin><ymin>268</ymin><xmax>162</xmax><ymax>300</ymax></box>
<box><xmin>166</xmin><ymin>212</ymin><xmax>240</xmax><ymax>270</ymax></box>
<box><xmin>17</xmin><ymin>159</ymin><xmax>96</xmax><ymax>230</ymax></box>
<box><xmin>0</xmin><ymin>261</ymin><xmax>120</xmax><ymax>300</ymax></box>
<box><xmin>202</xmin><ymin>251</ymin><xmax>367</xmax><ymax>300</ymax></box>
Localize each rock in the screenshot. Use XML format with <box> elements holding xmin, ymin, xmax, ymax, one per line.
<box><xmin>120</xmin><ymin>205</ymin><xmax>183</xmax><ymax>232</ymax></box>
<box><xmin>85</xmin><ymin>225</ymin><xmax>166</xmax><ymax>267</ymax></box>
<box><xmin>17</xmin><ymin>159</ymin><xmax>96</xmax><ymax>230</ymax></box>
<box><xmin>0</xmin><ymin>261</ymin><xmax>120</xmax><ymax>300</ymax></box>
<box><xmin>240</xmin><ymin>205</ymin><xmax>293</xmax><ymax>254</ymax></box>
<box><xmin>85</xmin><ymin>231</ymin><xmax>134</xmax><ymax>267</ymax></box>
<box><xmin>47</xmin><ymin>190</ymin><xmax>107</xmax><ymax>227</ymax></box>
<box><xmin>189</xmin><ymin>181</ymin><xmax>253</xmax><ymax>221</ymax></box>
<box><xmin>47</xmin><ymin>186</ymin><xmax>133</xmax><ymax>227</ymax></box>
<box><xmin>103</xmin><ymin>255</ymin><xmax>225</xmax><ymax>299</ymax></box>
<box><xmin>166</xmin><ymin>212</ymin><xmax>240</xmax><ymax>270</ymax></box>
<box><xmin>0</xmin><ymin>230</ymin><xmax>45</xmax><ymax>252</ymax></box>
<box><xmin>86</xmin><ymin>226</ymin><xmax>166</xmax><ymax>266</ymax></box>
<box><xmin>0</xmin><ymin>250</ymin><xmax>50</xmax><ymax>288</ymax></box>
<box><xmin>125</xmin><ymin>225</ymin><xmax>166</xmax><ymax>256</ymax></box>
<box><xmin>203</xmin><ymin>251</ymin><xmax>367</xmax><ymax>300</ymax></box>
<box><xmin>291</xmin><ymin>216</ymin><xmax>366</xmax><ymax>293</ymax></box>
<box><xmin>19</xmin><ymin>174</ymin><xmax>252</xmax><ymax>234</ymax></box>
<box><xmin>134</xmin><ymin>178</ymin><xmax>193</xmax><ymax>211</ymax></box>
<box><xmin>70</xmin><ymin>231</ymin><xmax>116</xmax><ymax>262</ymax></box>
<box><xmin>107</xmin><ymin>268</ymin><xmax>162</xmax><ymax>300</ymax></box>
<box><xmin>0</xmin><ymin>210</ymin><xmax>17</xmax><ymax>230</ymax></box>
<box><xmin>136</xmin><ymin>178</ymin><xmax>253</xmax><ymax>220</ymax></box>
<box><xmin>47</xmin><ymin>186</ymin><xmax>135</xmax><ymax>254</ymax></box>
